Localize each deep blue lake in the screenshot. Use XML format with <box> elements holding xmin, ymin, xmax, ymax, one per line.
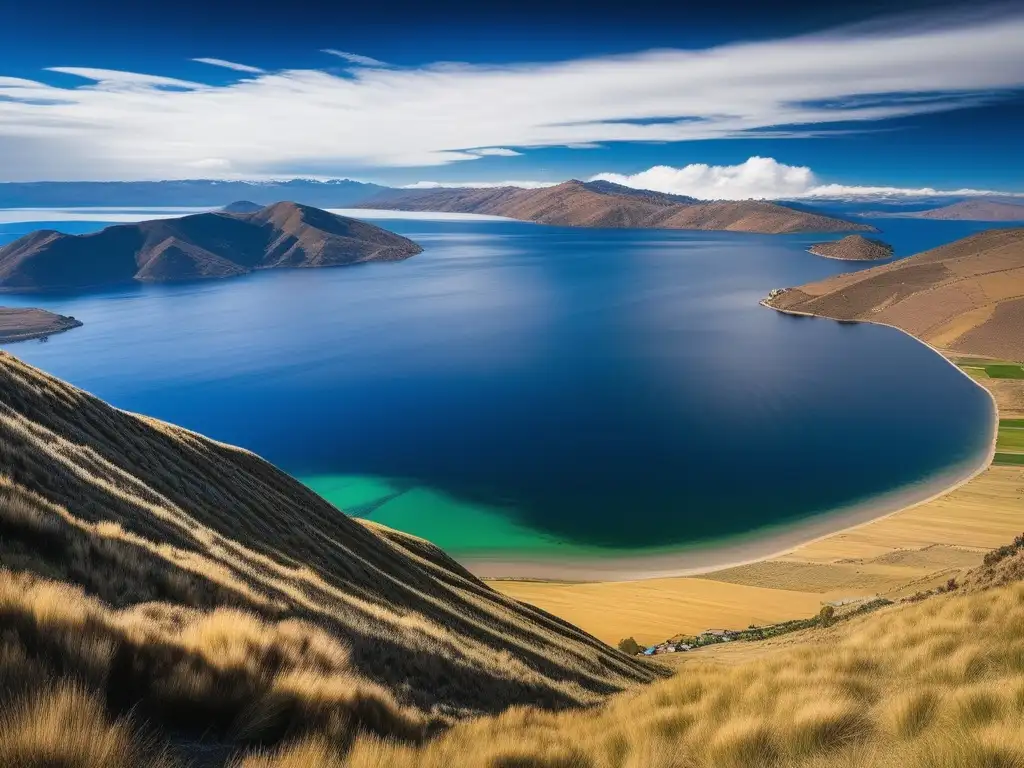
<box><xmin>0</xmin><ymin>210</ymin><xmax>999</xmax><ymax>564</ymax></box>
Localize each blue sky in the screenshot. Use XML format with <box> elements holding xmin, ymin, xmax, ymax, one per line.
<box><xmin>1</xmin><ymin>0</ymin><xmax>1022</xmax><ymax>196</ymax></box>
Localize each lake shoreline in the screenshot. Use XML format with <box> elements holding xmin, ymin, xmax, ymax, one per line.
<box><xmin>0</xmin><ymin>308</ymin><xmax>83</xmax><ymax>344</ymax></box>
<box><xmin>472</xmin><ymin>305</ymin><xmax>999</xmax><ymax>583</ymax></box>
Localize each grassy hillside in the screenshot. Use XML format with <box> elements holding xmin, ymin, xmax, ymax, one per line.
<box><xmin>250</xmin><ymin>547</ymin><xmax>1024</xmax><ymax>767</ymax></box>
<box><xmin>0</xmin><ymin>352</ymin><xmax>659</xmax><ymax>765</ymax></box>
<box><xmin>3</xmin><ymin>349</ymin><xmax>1024</xmax><ymax>767</ymax></box>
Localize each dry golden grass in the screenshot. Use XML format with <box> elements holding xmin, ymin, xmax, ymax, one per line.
<box><xmin>0</xmin><ymin>352</ymin><xmax>659</xmax><ymax>764</ymax></box>
<box><xmin>244</xmin><ymin>574</ymin><xmax>1024</xmax><ymax>768</ymax></box>
<box><xmin>4</xmin><ymin>349</ymin><xmax>1022</xmax><ymax>767</ymax></box>
<box><xmin>492</xmin><ymin>466</ymin><xmax>1024</xmax><ymax>643</ymax></box>
<box><xmin>496</xmin><ymin>576</ymin><xmax>824</xmax><ymax>646</ymax></box>
<box><xmin>0</xmin><ymin>682</ymin><xmax>174</xmax><ymax>768</ymax></box>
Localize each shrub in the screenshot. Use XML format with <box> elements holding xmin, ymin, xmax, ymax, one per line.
<box><xmin>818</xmin><ymin>605</ymin><xmax>836</xmax><ymax>627</ymax></box>
<box><xmin>617</xmin><ymin>637</ymin><xmax>642</xmax><ymax>656</ymax></box>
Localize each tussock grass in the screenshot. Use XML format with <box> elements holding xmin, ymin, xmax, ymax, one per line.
<box><xmin>0</xmin><ymin>352</ymin><xmax>658</xmax><ymax>763</ymax></box>
<box><xmin>243</xmin><ymin>580</ymin><xmax>1024</xmax><ymax>767</ymax></box>
<box><xmin>4</xmin><ymin>350</ymin><xmax>1023</xmax><ymax>767</ymax></box>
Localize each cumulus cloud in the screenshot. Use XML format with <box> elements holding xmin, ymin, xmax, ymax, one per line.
<box><xmin>1</xmin><ymin>8</ymin><xmax>1023</xmax><ymax>180</ymax></box>
<box><xmin>593</xmin><ymin>157</ymin><xmax>815</xmax><ymax>200</ymax></box>
<box><xmin>321</xmin><ymin>49</ymin><xmax>391</xmax><ymax>68</ymax></box>
<box><xmin>591</xmin><ymin>157</ymin><xmax>1020</xmax><ymax>200</ymax></box>
<box><xmin>192</xmin><ymin>58</ymin><xmax>265</xmax><ymax>74</ymax></box>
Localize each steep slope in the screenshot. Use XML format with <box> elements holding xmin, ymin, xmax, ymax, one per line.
<box><xmin>0</xmin><ymin>202</ymin><xmax>422</xmax><ymax>291</ymax></box>
<box><xmin>766</xmin><ymin>228</ymin><xmax>1024</xmax><ymax>361</ymax></box>
<box><xmin>360</xmin><ymin>180</ymin><xmax>874</xmax><ymax>234</ymax></box>
<box><xmin>808</xmin><ymin>235</ymin><xmax>894</xmax><ymax>261</ymax></box>
<box><xmin>908</xmin><ymin>200</ymin><xmax>1024</xmax><ymax>221</ymax></box>
<box><xmin>246</xmin><ymin>535</ymin><xmax>1024</xmax><ymax>768</ymax></box>
<box><xmin>0</xmin><ymin>352</ymin><xmax>659</xmax><ymax>763</ymax></box>
<box><xmin>0</xmin><ymin>307</ymin><xmax>82</xmax><ymax>343</ymax></box>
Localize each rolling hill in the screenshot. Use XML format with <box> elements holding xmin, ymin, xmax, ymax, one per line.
<box><xmin>0</xmin><ymin>351</ymin><xmax>660</xmax><ymax>765</ymax></box>
<box><xmin>0</xmin><ymin>202</ymin><xmax>422</xmax><ymax>291</ymax></box>
<box><xmin>359</xmin><ymin>180</ymin><xmax>875</xmax><ymax>234</ymax></box>
<box><xmin>766</xmin><ymin>228</ymin><xmax>1024</xmax><ymax>362</ymax></box>
<box><xmin>901</xmin><ymin>200</ymin><xmax>1024</xmax><ymax>222</ymax></box>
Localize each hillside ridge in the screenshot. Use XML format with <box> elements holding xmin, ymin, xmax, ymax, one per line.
<box><xmin>0</xmin><ymin>202</ymin><xmax>423</xmax><ymax>291</ymax></box>
<box><xmin>359</xmin><ymin>180</ymin><xmax>875</xmax><ymax>235</ymax></box>
<box><xmin>766</xmin><ymin>227</ymin><xmax>1024</xmax><ymax>362</ymax></box>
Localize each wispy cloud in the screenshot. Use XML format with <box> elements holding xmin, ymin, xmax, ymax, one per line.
<box><xmin>467</xmin><ymin>148</ymin><xmax>522</xmax><ymax>157</ymax></box>
<box><xmin>592</xmin><ymin>157</ymin><xmax>1023</xmax><ymax>200</ymax></box>
<box><xmin>321</xmin><ymin>49</ymin><xmax>392</xmax><ymax>68</ymax></box>
<box><xmin>1</xmin><ymin>7</ymin><xmax>1023</xmax><ymax>180</ymax></box>
<box><xmin>192</xmin><ymin>58</ymin><xmax>265</xmax><ymax>74</ymax></box>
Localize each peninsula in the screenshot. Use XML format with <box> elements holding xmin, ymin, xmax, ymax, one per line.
<box><xmin>0</xmin><ymin>201</ymin><xmax>422</xmax><ymax>291</ymax></box>
<box><xmin>359</xmin><ymin>179</ymin><xmax>876</xmax><ymax>235</ymax></box>
<box><xmin>765</xmin><ymin>227</ymin><xmax>1024</xmax><ymax>362</ymax></box>
<box><xmin>807</xmin><ymin>234</ymin><xmax>893</xmax><ymax>261</ymax></box>
<box><xmin>0</xmin><ymin>307</ymin><xmax>82</xmax><ymax>343</ymax></box>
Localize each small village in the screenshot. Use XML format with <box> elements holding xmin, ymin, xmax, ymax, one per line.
<box><xmin>625</xmin><ymin>596</ymin><xmax>896</xmax><ymax>657</ymax></box>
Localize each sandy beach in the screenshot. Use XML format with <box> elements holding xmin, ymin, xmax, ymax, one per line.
<box><xmin>491</xmin><ymin>309</ymin><xmax>1022</xmax><ymax>644</ymax></box>
<box><xmin>474</xmin><ymin>315</ymin><xmax>999</xmax><ymax>582</ymax></box>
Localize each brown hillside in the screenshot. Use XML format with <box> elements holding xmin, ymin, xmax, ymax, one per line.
<box><xmin>912</xmin><ymin>200</ymin><xmax>1024</xmax><ymax>221</ymax></box>
<box><xmin>360</xmin><ymin>181</ymin><xmax>874</xmax><ymax>235</ymax></box>
<box><xmin>767</xmin><ymin>228</ymin><xmax>1024</xmax><ymax>362</ymax></box>
<box><xmin>0</xmin><ymin>202</ymin><xmax>422</xmax><ymax>291</ymax></box>
<box><xmin>0</xmin><ymin>352</ymin><xmax>659</xmax><ymax>764</ymax></box>
<box><xmin>808</xmin><ymin>235</ymin><xmax>894</xmax><ymax>261</ymax></box>
<box><xmin>0</xmin><ymin>307</ymin><xmax>82</xmax><ymax>343</ymax></box>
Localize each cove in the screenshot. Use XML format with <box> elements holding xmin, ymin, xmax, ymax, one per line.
<box><xmin>0</xmin><ymin>211</ymin><xmax>997</xmax><ymax>573</ymax></box>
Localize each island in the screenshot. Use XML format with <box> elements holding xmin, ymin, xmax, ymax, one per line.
<box><xmin>358</xmin><ymin>179</ymin><xmax>876</xmax><ymax>235</ymax></box>
<box><xmin>807</xmin><ymin>234</ymin><xmax>894</xmax><ymax>261</ymax></box>
<box><xmin>0</xmin><ymin>201</ymin><xmax>423</xmax><ymax>292</ymax></box>
<box><xmin>0</xmin><ymin>307</ymin><xmax>82</xmax><ymax>343</ymax></box>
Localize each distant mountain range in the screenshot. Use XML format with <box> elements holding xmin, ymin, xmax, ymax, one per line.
<box><xmin>358</xmin><ymin>180</ymin><xmax>874</xmax><ymax>234</ymax></box>
<box><xmin>0</xmin><ymin>179</ymin><xmax>385</xmax><ymax>208</ymax></box>
<box><xmin>0</xmin><ymin>202</ymin><xmax>422</xmax><ymax>291</ymax></box>
<box><xmin>0</xmin><ymin>177</ymin><xmax>874</xmax><ymax>234</ymax></box>
<box><xmin>884</xmin><ymin>200</ymin><xmax>1024</xmax><ymax>222</ymax></box>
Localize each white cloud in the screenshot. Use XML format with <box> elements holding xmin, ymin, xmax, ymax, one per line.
<box><xmin>321</xmin><ymin>49</ymin><xmax>391</xmax><ymax>68</ymax></box>
<box><xmin>594</xmin><ymin>157</ymin><xmax>814</xmax><ymax>200</ymax></box>
<box><xmin>467</xmin><ymin>147</ymin><xmax>522</xmax><ymax>157</ymax></box>
<box><xmin>1</xmin><ymin>8</ymin><xmax>1023</xmax><ymax>180</ymax></box>
<box><xmin>590</xmin><ymin>157</ymin><xmax>1022</xmax><ymax>200</ymax></box>
<box><xmin>192</xmin><ymin>58</ymin><xmax>265</xmax><ymax>74</ymax></box>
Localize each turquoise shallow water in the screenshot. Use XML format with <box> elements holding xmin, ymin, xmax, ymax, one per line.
<box><xmin>0</xmin><ymin>211</ymin><xmax>997</xmax><ymax>562</ymax></box>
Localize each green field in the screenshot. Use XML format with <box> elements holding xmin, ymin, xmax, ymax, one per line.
<box><xmin>997</xmin><ymin>424</ymin><xmax>1024</xmax><ymax>452</ymax></box>
<box><xmin>994</xmin><ymin>419</ymin><xmax>1024</xmax><ymax>466</ymax></box>
<box><xmin>995</xmin><ymin>453</ymin><xmax>1024</xmax><ymax>466</ymax></box>
<box><xmin>985</xmin><ymin>364</ymin><xmax>1024</xmax><ymax>379</ymax></box>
